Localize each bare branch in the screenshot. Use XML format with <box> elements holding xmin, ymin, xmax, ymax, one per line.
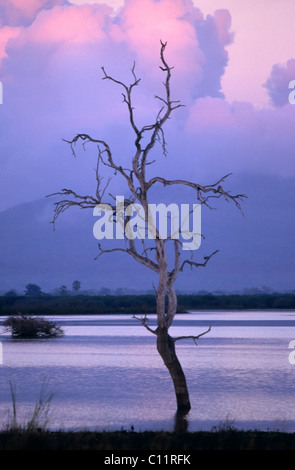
<box><xmin>173</xmin><ymin>326</ymin><xmax>211</xmax><ymax>343</ymax></box>
<box><xmin>140</xmin><ymin>239</ymin><xmax>157</xmax><ymax>259</ymax></box>
<box><xmin>180</xmin><ymin>250</ymin><xmax>219</xmax><ymax>272</ymax></box>
<box><xmin>49</xmin><ymin>135</ymin><xmax>139</xmax><ymax>221</ymax></box>
<box><xmin>95</xmin><ymin>154</ymin><xmax>112</xmax><ymax>201</ymax></box>
<box><xmin>132</xmin><ymin>315</ymin><xmax>157</xmax><ymax>335</ymax></box>
<box><xmin>65</xmin><ymin>135</ymin><xmax>133</xmax><ymax>197</ymax></box>
<box><xmin>155</xmin><ymin>95</ymin><xmax>167</xmax><ymax>106</ymax></box>
<box><xmin>63</xmin><ymin>134</ymin><xmax>135</xmax><ymax>190</ymax></box>
<box><xmin>47</xmin><ymin>189</ymin><xmax>102</xmax><ymax>227</ymax></box>
<box><xmin>98</xmin><ymin>41</ymin><xmax>185</xmax><ymax>188</ymax></box>
<box><xmin>140</xmin><ymin>40</ymin><xmax>184</xmax><ymax>175</ymax></box>
<box><xmin>95</xmin><ymin>242</ymin><xmax>159</xmax><ymax>273</ymax></box>
<box><xmin>101</xmin><ymin>65</ymin><xmax>141</xmax><ymax>142</ymax></box>
<box><xmin>146</xmin><ymin>173</ymin><xmax>247</xmax><ymax>213</ymax></box>
<box><xmin>157</xmin><ymin>127</ymin><xmax>168</xmax><ymax>157</ymax></box>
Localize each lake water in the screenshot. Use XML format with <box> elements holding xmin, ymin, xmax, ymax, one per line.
<box><xmin>1</xmin><ymin>310</ymin><xmax>295</xmax><ymax>433</ymax></box>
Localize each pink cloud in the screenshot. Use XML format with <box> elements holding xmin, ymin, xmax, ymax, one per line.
<box><xmin>2</xmin><ymin>0</ymin><xmax>295</xmax><ymax>215</ymax></box>
<box><xmin>0</xmin><ymin>25</ymin><xmax>22</xmax><ymax>65</ymax></box>
<box><xmin>120</xmin><ymin>0</ymin><xmax>203</xmax><ymax>55</ymax></box>
<box><xmin>1</xmin><ymin>0</ymin><xmax>234</xmax><ymax>105</ymax></box>
<box><xmin>125</xmin><ymin>2</ymin><xmax>201</xmax><ymax>58</ymax></box>
<box><xmin>117</xmin><ymin>0</ymin><xmax>205</xmax><ymax>104</ymax></box>
<box><xmin>186</xmin><ymin>97</ymin><xmax>234</xmax><ymax>130</ymax></box>
<box><xmin>116</xmin><ymin>0</ymin><xmax>234</xmax><ymax>105</ymax></box>
<box><xmin>211</xmin><ymin>9</ymin><xmax>234</xmax><ymax>46</ymax></box>
<box><xmin>16</xmin><ymin>4</ymin><xmax>115</xmax><ymax>45</ymax></box>
<box><xmin>0</xmin><ymin>0</ymin><xmax>67</xmax><ymax>26</ymax></box>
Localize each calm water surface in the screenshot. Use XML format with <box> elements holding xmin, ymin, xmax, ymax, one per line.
<box><xmin>1</xmin><ymin>311</ymin><xmax>295</xmax><ymax>432</ymax></box>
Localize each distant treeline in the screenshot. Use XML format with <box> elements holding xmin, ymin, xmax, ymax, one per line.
<box><xmin>0</xmin><ymin>293</ymin><xmax>295</xmax><ymax>316</ymax></box>
<box><xmin>177</xmin><ymin>293</ymin><xmax>295</xmax><ymax>311</ymax></box>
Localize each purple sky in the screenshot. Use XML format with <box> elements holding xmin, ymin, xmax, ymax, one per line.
<box><xmin>0</xmin><ymin>0</ymin><xmax>295</xmax><ymax>293</ymax></box>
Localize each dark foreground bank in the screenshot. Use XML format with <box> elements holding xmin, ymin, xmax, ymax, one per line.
<box><xmin>1</xmin><ymin>430</ymin><xmax>295</xmax><ymax>450</ymax></box>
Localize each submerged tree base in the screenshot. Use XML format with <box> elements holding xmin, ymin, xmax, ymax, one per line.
<box><xmin>156</xmin><ymin>328</ymin><xmax>191</xmax><ymax>413</ymax></box>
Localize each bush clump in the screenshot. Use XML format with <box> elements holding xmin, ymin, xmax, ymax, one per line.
<box><xmin>3</xmin><ymin>314</ymin><xmax>64</xmax><ymax>338</ymax></box>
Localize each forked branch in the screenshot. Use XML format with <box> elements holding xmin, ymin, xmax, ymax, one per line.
<box><xmin>102</xmin><ymin>62</ymin><xmax>141</xmax><ymax>139</ymax></box>
<box><xmin>63</xmin><ymin>134</ymin><xmax>131</xmax><ymax>182</ymax></box>
<box><xmin>95</xmin><ymin>242</ymin><xmax>159</xmax><ymax>273</ymax></box>
<box><xmin>173</xmin><ymin>326</ymin><xmax>211</xmax><ymax>344</ymax></box>
<box><xmin>47</xmin><ymin>189</ymin><xmax>102</xmax><ymax>227</ymax></box>
<box><xmin>101</xmin><ymin>40</ymin><xmax>184</xmax><ymax>179</ymax></box>
<box><xmin>132</xmin><ymin>314</ymin><xmax>211</xmax><ymax>346</ymax></box>
<box><xmin>132</xmin><ymin>314</ymin><xmax>157</xmax><ymax>335</ymax></box>
<box><xmin>180</xmin><ymin>250</ymin><xmax>219</xmax><ymax>272</ymax></box>
<box><xmin>147</xmin><ymin>173</ymin><xmax>247</xmax><ymax>213</ymax></box>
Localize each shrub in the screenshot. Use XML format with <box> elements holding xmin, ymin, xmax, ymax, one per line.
<box><xmin>3</xmin><ymin>314</ymin><xmax>64</xmax><ymax>338</ymax></box>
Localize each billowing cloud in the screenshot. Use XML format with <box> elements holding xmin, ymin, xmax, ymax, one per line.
<box><xmin>0</xmin><ymin>0</ymin><xmax>68</xmax><ymax>26</ymax></box>
<box><xmin>264</xmin><ymin>58</ymin><xmax>295</xmax><ymax>107</ymax></box>
<box><xmin>184</xmin><ymin>96</ymin><xmax>295</xmax><ymax>179</ymax></box>
<box><xmin>0</xmin><ymin>0</ymin><xmax>295</xmax><ymax>213</ymax></box>
<box><xmin>18</xmin><ymin>3</ymin><xmax>117</xmax><ymax>44</ymax></box>
<box><xmin>0</xmin><ymin>25</ymin><xmax>21</xmax><ymax>65</ymax></box>
<box><xmin>118</xmin><ymin>0</ymin><xmax>203</xmax><ymax>86</ymax></box>
<box><xmin>194</xmin><ymin>9</ymin><xmax>233</xmax><ymax>99</ymax></box>
<box><xmin>118</xmin><ymin>1</ymin><xmax>234</xmax><ymax>103</ymax></box>
<box><xmin>1</xmin><ymin>0</ymin><xmax>234</xmax><ymax>99</ymax></box>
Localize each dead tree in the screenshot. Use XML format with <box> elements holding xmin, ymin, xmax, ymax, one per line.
<box><xmin>49</xmin><ymin>41</ymin><xmax>246</xmax><ymax>416</ymax></box>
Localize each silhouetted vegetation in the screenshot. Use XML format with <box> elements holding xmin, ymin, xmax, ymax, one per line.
<box><xmin>0</xmin><ymin>429</ymin><xmax>295</xmax><ymax>450</ymax></box>
<box><xmin>2</xmin><ymin>314</ymin><xmax>64</xmax><ymax>338</ymax></box>
<box><xmin>24</xmin><ymin>283</ymin><xmax>44</xmax><ymax>297</ymax></box>
<box><xmin>0</xmin><ymin>294</ymin><xmax>156</xmax><ymax>316</ymax></box>
<box><xmin>72</xmin><ymin>280</ymin><xmax>81</xmax><ymax>293</ymax></box>
<box><xmin>0</xmin><ymin>293</ymin><xmax>295</xmax><ymax>316</ymax></box>
<box><xmin>176</xmin><ymin>293</ymin><xmax>295</xmax><ymax>311</ymax></box>
<box><xmin>58</xmin><ymin>285</ymin><xmax>68</xmax><ymax>297</ymax></box>
<box><xmin>4</xmin><ymin>290</ymin><xmax>17</xmax><ymax>297</ymax></box>
<box><xmin>4</xmin><ymin>379</ymin><xmax>54</xmax><ymax>432</ymax></box>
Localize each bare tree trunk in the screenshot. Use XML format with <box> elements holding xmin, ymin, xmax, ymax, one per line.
<box><xmin>155</xmin><ymin>239</ymin><xmax>191</xmax><ymax>413</ymax></box>
<box><xmin>156</xmin><ymin>327</ymin><xmax>191</xmax><ymax>413</ymax></box>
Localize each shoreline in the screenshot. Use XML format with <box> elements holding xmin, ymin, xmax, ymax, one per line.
<box><xmin>1</xmin><ymin>293</ymin><xmax>295</xmax><ymax>317</ymax></box>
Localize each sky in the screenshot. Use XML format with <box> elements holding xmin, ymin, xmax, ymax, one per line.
<box><xmin>70</xmin><ymin>0</ymin><xmax>295</xmax><ymax>108</ymax></box>
<box><xmin>0</xmin><ymin>0</ymin><xmax>295</xmax><ymax>293</ymax></box>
